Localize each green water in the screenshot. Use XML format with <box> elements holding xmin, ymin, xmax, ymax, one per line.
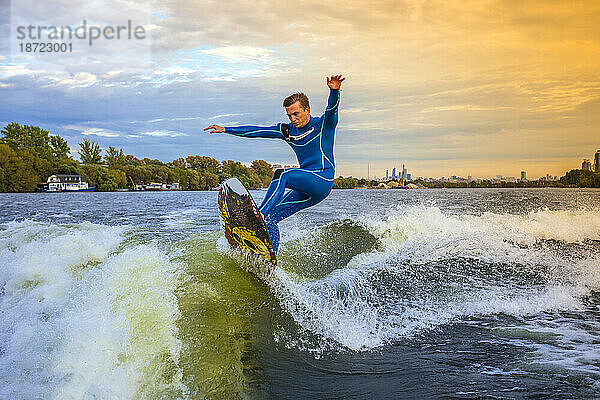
<box><xmin>2</xmin><ymin>189</ymin><xmax>600</xmax><ymax>399</ymax></box>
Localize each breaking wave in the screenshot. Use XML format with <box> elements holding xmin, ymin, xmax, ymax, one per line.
<box><xmin>0</xmin><ymin>221</ymin><xmax>186</xmax><ymax>399</ymax></box>
<box><xmin>270</xmin><ymin>206</ymin><xmax>600</xmax><ymax>357</ymax></box>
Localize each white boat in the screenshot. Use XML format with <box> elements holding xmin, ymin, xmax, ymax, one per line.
<box><xmin>42</xmin><ymin>175</ymin><xmax>94</xmax><ymax>192</ymax></box>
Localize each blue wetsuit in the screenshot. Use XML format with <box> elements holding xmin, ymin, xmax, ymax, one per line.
<box><xmin>225</xmin><ymin>88</ymin><xmax>340</xmax><ymax>251</ymax></box>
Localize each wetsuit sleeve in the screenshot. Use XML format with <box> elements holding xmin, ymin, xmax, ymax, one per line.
<box><xmin>323</xmin><ymin>89</ymin><xmax>340</xmax><ymax>129</ymax></box>
<box><xmin>225</xmin><ymin>124</ymin><xmax>285</xmax><ymax>139</ymax></box>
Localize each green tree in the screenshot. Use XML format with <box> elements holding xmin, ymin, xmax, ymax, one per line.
<box><xmin>18</xmin><ymin>149</ymin><xmax>52</xmax><ymax>182</ymax></box>
<box><xmin>49</xmin><ymin>135</ymin><xmax>70</xmax><ymax>160</ymax></box>
<box><xmin>107</xmin><ymin>168</ymin><xmax>127</xmax><ymax>189</ymax></box>
<box><xmin>151</xmin><ymin>165</ymin><xmax>171</xmax><ymax>183</ymax></box>
<box><xmin>186</xmin><ymin>169</ymin><xmax>200</xmax><ymax>189</ymax></box>
<box><xmin>204</xmin><ymin>172</ymin><xmax>219</xmax><ymax>190</ymax></box>
<box><xmin>579</xmin><ymin>172</ymin><xmax>600</xmax><ymax>188</ymax></box>
<box><xmin>0</xmin><ymin>123</ymin><xmax>54</xmax><ymax>161</ymax></box>
<box><xmin>251</xmin><ymin>160</ymin><xmax>273</xmax><ymax>187</ymax></box>
<box><xmin>221</xmin><ymin>160</ymin><xmax>264</xmax><ymax>188</ymax></box>
<box><xmin>104</xmin><ymin>146</ymin><xmax>125</xmax><ymax>168</ymax></box>
<box><xmin>125</xmin><ymin>154</ymin><xmax>141</xmax><ymax>165</ymax></box>
<box><xmin>141</xmin><ymin>157</ymin><xmax>164</xmax><ymax>166</ymax></box>
<box><xmin>80</xmin><ymin>164</ymin><xmax>127</xmax><ymax>191</ymax></box>
<box><xmin>79</xmin><ymin>139</ymin><xmax>102</xmax><ymax>164</ymax></box>
<box><xmin>0</xmin><ymin>144</ymin><xmax>39</xmax><ymax>192</ymax></box>
<box><xmin>357</xmin><ymin>178</ymin><xmax>370</xmax><ymax>187</ymax></box>
<box><xmin>124</xmin><ymin>165</ymin><xmax>152</xmax><ymax>186</ymax></box>
<box><xmin>560</xmin><ymin>169</ymin><xmax>593</xmax><ymax>186</ymax></box>
<box><xmin>170</xmin><ymin>157</ymin><xmax>187</xmax><ymax>168</ymax></box>
<box><xmin>333</xmin><ymin>176</ymin><xmax>359</xmax><ymax>189</ymax></box>
<box><xmin>54</xmin><ymin>158</ymin><xmax>82</xmax><ymax>175</ymax></box>
<box><xmin>187</xmin><ymin>155</ymin><xmax>221</xmax><ymax>174</ymax></box>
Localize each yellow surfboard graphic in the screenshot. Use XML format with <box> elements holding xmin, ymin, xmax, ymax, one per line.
<box><xmin>218</xmin><ymin>178</ymin><xmax>277</xmax><ymax>267</ymax></box>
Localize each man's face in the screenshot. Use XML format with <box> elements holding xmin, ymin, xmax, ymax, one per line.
<box><xmin>285</xmin><ymin>101</ymin><xmax>311</xmax><ymax>129</ymax></box>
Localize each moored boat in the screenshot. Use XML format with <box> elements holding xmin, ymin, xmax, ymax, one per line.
<box><xmin>39</xmin><ymin>174</ymin><xmax>95</xmax><ymax>192</ymax></box>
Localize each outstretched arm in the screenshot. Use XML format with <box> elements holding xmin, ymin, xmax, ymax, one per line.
<box><xmin>204</xmin><ymin>123</ymin><xmax>285</xmax><ymax>139</ymax></box>
<box><xmin>323</xmin><ymin>74</ymin><xmax>345</xmax><ymax>127</ymax></box>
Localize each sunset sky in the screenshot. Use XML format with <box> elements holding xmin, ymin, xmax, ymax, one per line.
<box><xmin>1</xmin><ymin>0</ymin><xmax>599</xmax><ymax>179</ymax></box>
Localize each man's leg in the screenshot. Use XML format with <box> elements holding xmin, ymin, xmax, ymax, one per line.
<box><xmin>259</xmin><ymin>168</ymin><xmax>332</xmax><ymax>252</ymax></box>
<box><xmin>259</xmin><ymin>168</ymin><xmax>285</xmax><ymax>210</ymax></box>
<box><xmin>260</xmin><ymin>168</ymin><xmax>331</xmax><ymax>216</ymax></box>
<box><xmin>262</xmin><ymin>189</ymin><xmax>319</xmax><ymax>252</ymax></box>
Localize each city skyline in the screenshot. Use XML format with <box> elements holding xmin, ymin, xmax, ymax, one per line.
<box><xmin>353</xmin><ymin>149</ymin><xmax>599</xmax><ymax>180</ymax></box>
<box><xmin>1</xmin><ymin>1</ymin><xmax>599</xmax><ymax>179</ymax></box>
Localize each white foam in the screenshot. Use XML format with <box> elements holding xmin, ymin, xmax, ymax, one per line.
<box><xmin>0</xmin><ymin>221</ymin><xmax>186</xmax><ymax>399</ymax></box>
<box><xmin>272</xmin><ymin>206</ymin><xmax>600</xmax><ymax>353</ymax></box>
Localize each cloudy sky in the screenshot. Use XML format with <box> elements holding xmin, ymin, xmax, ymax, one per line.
<box><xmin>1</xmin><ymin>0</ymin><xmax>599</xmax><ymax>179</ymax></box>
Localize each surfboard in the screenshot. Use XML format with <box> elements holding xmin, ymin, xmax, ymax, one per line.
<box><xmin>218</xmin><ymin>177</ymin><xmax>277</xmax><ymax>269</ymax></box>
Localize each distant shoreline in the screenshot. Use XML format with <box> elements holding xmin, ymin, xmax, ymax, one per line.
<box><xmin>2</xmin><ymin>123</ymin><xmax>599</xmax><ymax>193</ymax></box>
<box><xmin>5</xmin><ymin>186</ymin><xmax>598</xmax><ymax>195</ymax></box>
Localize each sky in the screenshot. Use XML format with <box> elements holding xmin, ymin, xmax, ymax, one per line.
<box><xmin>1</xmin><ymin>0</ymin><xmax>599</xmax><ymax>179</ymax></box>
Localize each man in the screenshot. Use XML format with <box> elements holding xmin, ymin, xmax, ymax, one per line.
<box><xmin>205</xmin><ymin>74</ymin><xmax>345</xmax><ymax>252</ymax></box>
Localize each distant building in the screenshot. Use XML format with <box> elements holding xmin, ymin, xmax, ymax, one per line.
<box><xmin>582</xmin><ymin>159</ymin><xmax>592</xmax><ymax>171</ymax></box>
<box><xmin>406</xmin><ymin>173</ymin><xmax>412</xmax><ymax>181</ymax></box>
<box><xmin>520</xmin><ymin>171</ymin><xmax>527</xmax><ymax>181</ymax></box>
<box><xmin>143</xmin><ymin>182</ymin><xmax>181</xmax><ymax>191</ymax></box>
<box><xmin>392</xmin><ymin>167</ymin><xmax>396</xmax><ymax>179</ymax></box>
<box><xmin>595</xmin><ymin>150</ymin><xmax>600</xmax><ymax>172</ymax></box>
<box><xmin>539</xmin><ymin>174</ymin><xmax>557</xmax><ymax>182</ymax></box>
<box><xmin>43</xmin><ymin>174</ymin><xmax>93</xmax><ymax>192</ymax></box>
<box><xmin>386</xmin><ymin>169</ymin><xmax>389</xmax><ymax>180</ymax></box>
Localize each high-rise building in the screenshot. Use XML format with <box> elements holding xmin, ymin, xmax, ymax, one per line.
<box><xmin>595</xmin><ymin>150</ymin><xmax>600</xmax><ymax>172</ymax></box>
<box><xmin>521</xmin><ymin>171</ymin><xmax>527</xmax><ymax>181</ymax></box>
<box><xmin>386</xmin><ymin>169</ymin><xmax>389</xmax><ymax>180</ymax></box>
<box><xmin>582</xmin><ymin>159</ymin><xmax>592</xmax><ymax>171</ymax></box>
<box><xmin>392</xmin><ymin>167</ymin><xmax>396</xmax><ymax>179</ymax></box>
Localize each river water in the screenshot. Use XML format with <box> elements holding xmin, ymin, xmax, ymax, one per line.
<box><xmin>1</xmin><ymin>188</ymin><xmax>599</xmax><ymax>399</ymax></box>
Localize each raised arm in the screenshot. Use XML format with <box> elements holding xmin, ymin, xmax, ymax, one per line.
<box><xmin>204</xmin><ymin>123</ymin><xmax>285</xmax><ymax>139</ymax></box>
<box><xmin>323</xmin><ymin>74</ymin><xmax>345</xmax><ymax>128</ymax></box>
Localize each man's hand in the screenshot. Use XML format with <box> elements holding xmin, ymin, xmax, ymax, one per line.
<box><xmin>204</xmin><ymin>125</ymin><xmax>225</xmax><ymax>133</ymax></box>
<box><xmin>326</xmin><ymin>74</ymin><xmax>346</xmax><ymax>90</ymax></box>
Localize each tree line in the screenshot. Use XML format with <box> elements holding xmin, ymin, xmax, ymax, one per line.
<box><xmin>0</xmin><ymin>123</ymin><xmax>275</xmax><ymax>192</ymax></box>
<box><xmin>1</xmin><ymin>123</ymin><xmax>598</xmax><ymax>192</ymax></box>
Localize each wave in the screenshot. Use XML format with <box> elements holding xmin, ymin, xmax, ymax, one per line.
<box><xmin>0</xmin><ymin>220</ymin><xmax>186</xmax><ymax>399</ymax></box>
<box><xmin>270</xmin><ymin>206</ymin><xmax>600</xmax><ymax>354</ymax></box>
<box><xmin>5</xmin><ymin>205</ymin><xmax>597</xmax><ymax>397</ymax></box>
